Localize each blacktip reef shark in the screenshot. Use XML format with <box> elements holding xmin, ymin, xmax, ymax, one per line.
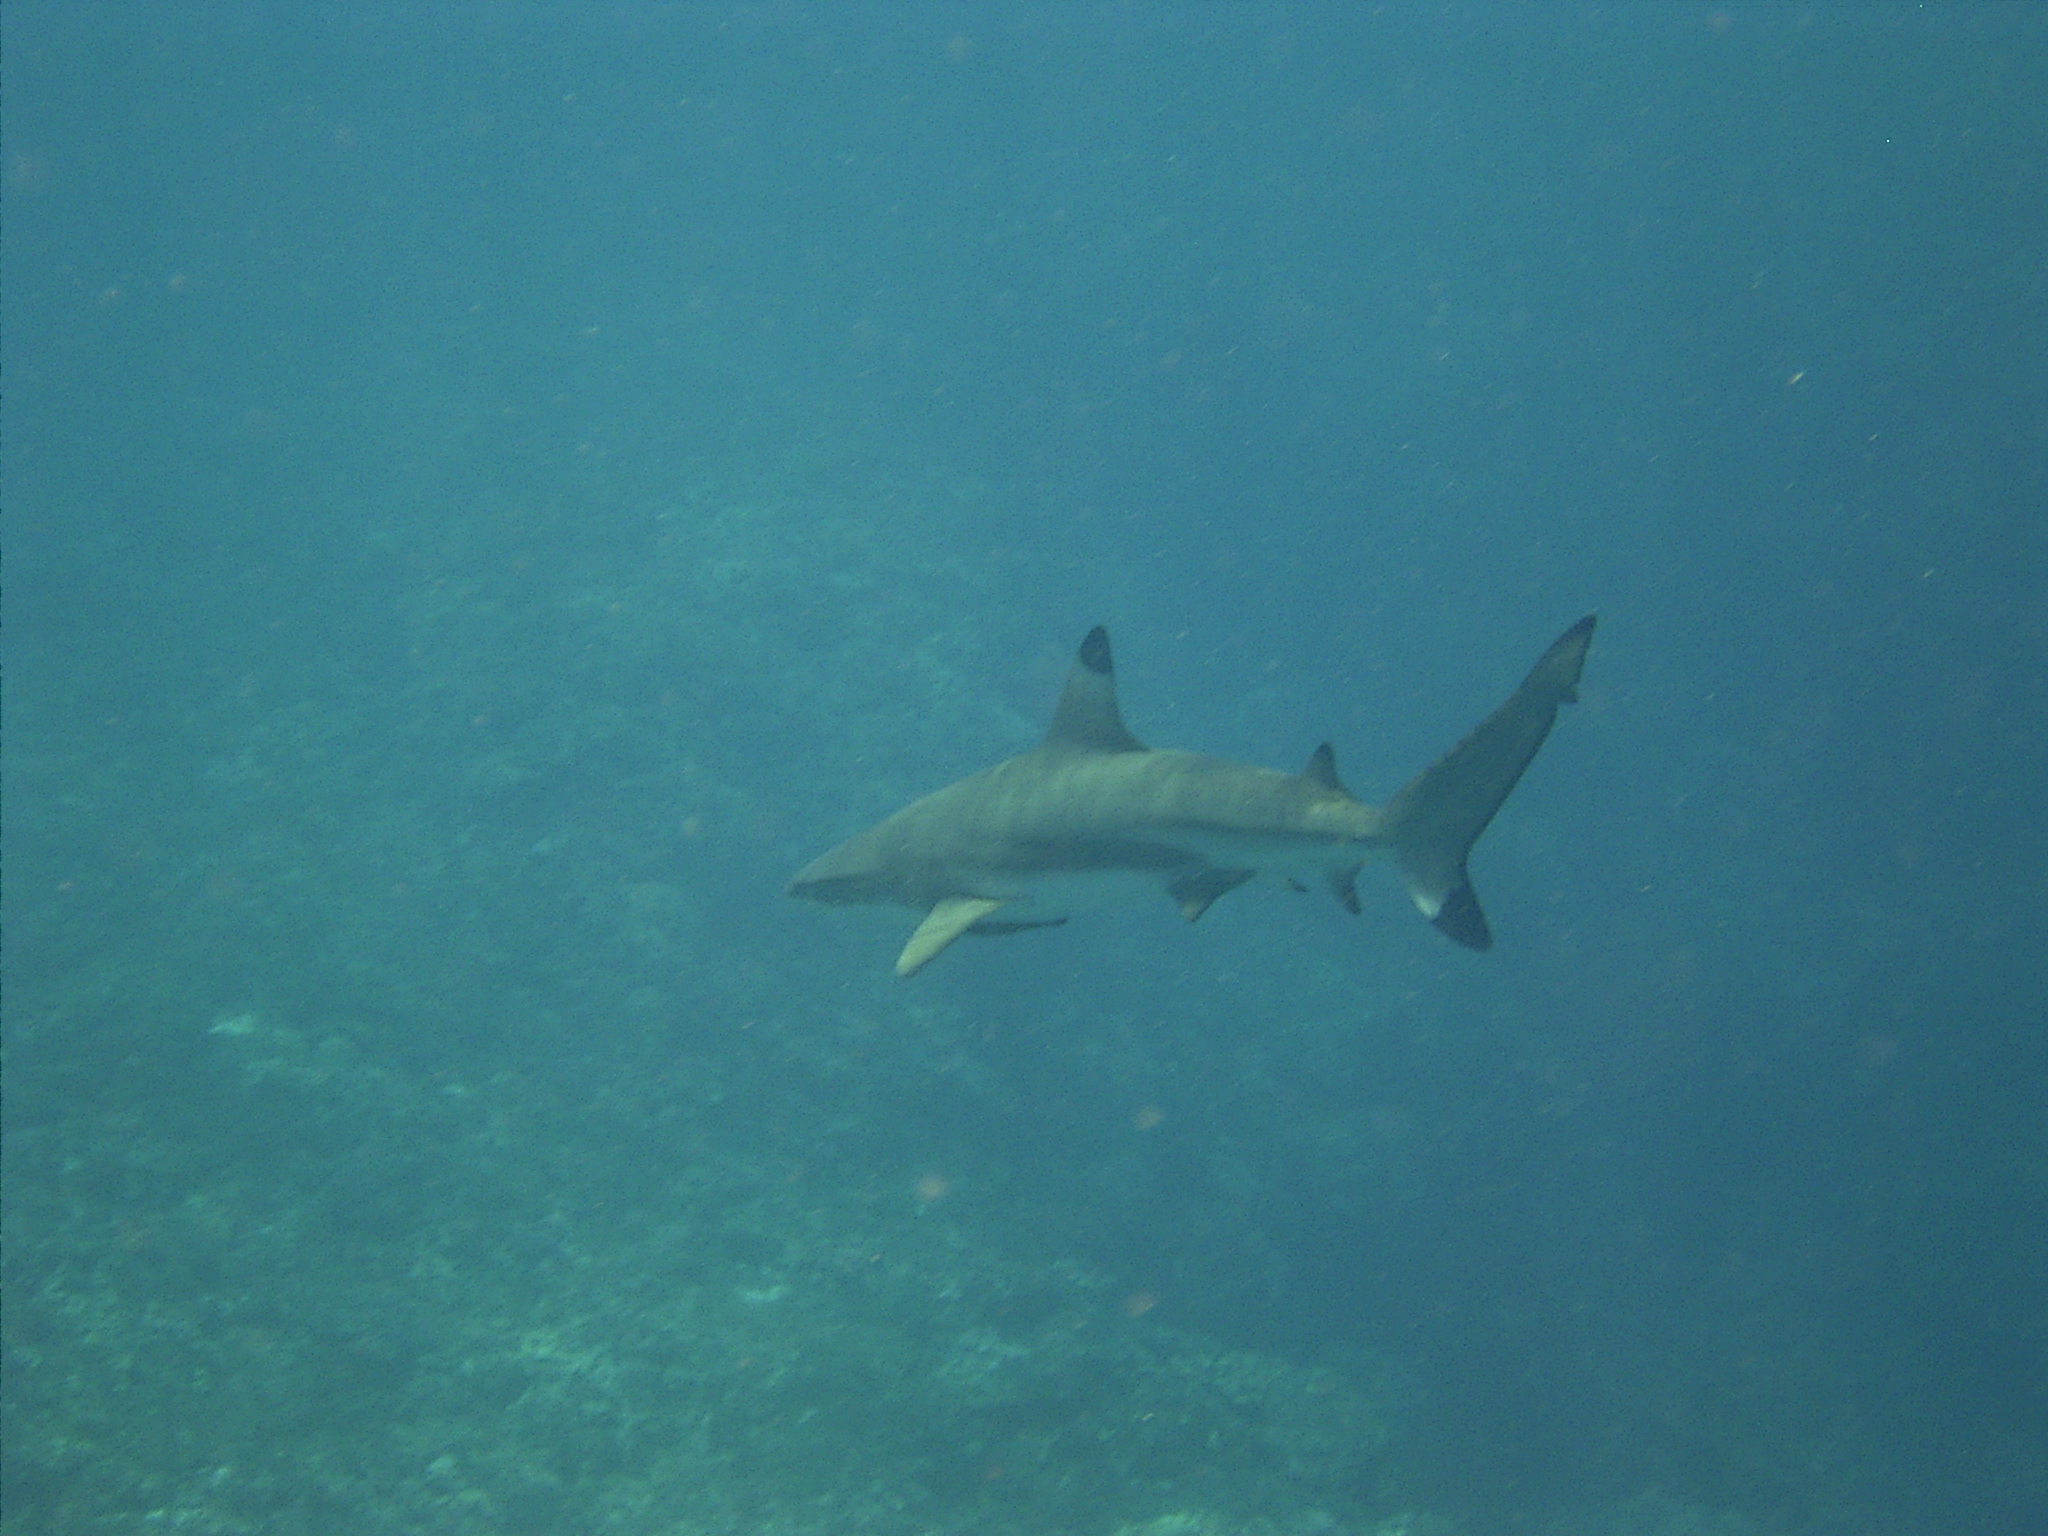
<box><xmin>789</xmin><ymin>616</ymin><xmax>1594</xmax><ymax>976</ymax></box>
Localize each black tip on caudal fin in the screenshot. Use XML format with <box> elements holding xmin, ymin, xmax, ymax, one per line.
<box><xmin>1384</xmin><ymin>616</ymin><xmax>1594</xmax><ymax>949</ymax></box>
<box><xmin>1431</xmin><ymin>880</ymin><xmax>1493</xmax><ymax>950</ymax></box>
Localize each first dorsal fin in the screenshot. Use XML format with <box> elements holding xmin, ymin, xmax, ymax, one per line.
<box><xmin>1302</xmin><ymin>742</ymin><xmax>1349</xmax><ymax>794</ymax></box>
<box><xmin>1045</xmin><ymin>626</ymin><xmax>1146</xmax><ymax>753</ymax></box>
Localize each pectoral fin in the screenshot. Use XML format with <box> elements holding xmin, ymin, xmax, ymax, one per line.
<box><xmin>897</xmin><ymin>897</ymin><xmax>1009</xmax><ymax>977</ymax></box>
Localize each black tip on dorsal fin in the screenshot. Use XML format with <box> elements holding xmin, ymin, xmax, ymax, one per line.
<box><xmin>1302</xmin><ymin>742</ymin><xmax>1349</xmax><ymax>794</ymax></box>
<box><xmin>1045</xmin><ymin>626</ymin><xmax>1147</xmax><ymax>753</ymax></box>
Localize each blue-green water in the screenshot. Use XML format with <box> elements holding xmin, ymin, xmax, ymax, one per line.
<box><xmin>4</xmin><ymin>8</ymin><xmax>2043</xmax><ymax>1534</ymax></box>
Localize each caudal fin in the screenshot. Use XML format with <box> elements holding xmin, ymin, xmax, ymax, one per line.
<box><xmin>1381</xmin><ymin>616</ymin><xmax>1595</xmax><ymax>949</ymax></box>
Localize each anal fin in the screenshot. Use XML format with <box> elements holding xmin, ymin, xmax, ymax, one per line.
<box><xmin>897</xmin><ymin>897</ymin><xmax>1008</xmax><ymax>977</ymax></box>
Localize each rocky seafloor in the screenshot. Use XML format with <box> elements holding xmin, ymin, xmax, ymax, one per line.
<box><xmin>5</xmin><ymin>462</ymin><xmax>1780</xmax><ymax>1536</ymax></box>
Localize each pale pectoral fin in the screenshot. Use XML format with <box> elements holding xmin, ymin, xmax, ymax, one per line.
<box><xmin>896</xmin><ymin>897</ymin><xmax>1010</xmax><ymax>977</ymax></box>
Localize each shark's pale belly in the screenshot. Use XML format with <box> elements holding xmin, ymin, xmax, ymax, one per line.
<box><xmin>937</xmin><ymin>826</ymin><xmax>1375</xmax><ymax>916</ymax></box>
<box><xmin>953</xmin><ymin>864</ymin><xmax>1186</xmax><ymax>917</ymax></box>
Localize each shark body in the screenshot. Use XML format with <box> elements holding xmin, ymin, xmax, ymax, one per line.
<box><xmin>789</xmin><ymin>617</ymin><xmax>1595</xmax><ymax>976</ymax></box>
